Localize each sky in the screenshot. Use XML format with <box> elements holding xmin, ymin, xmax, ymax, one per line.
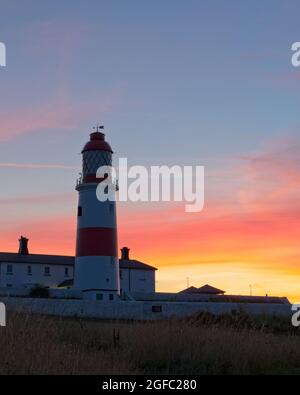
<box><xmin>1</xmin><ymin>0</ymin><xmax>300</xmax><ymax>300</ymax></box>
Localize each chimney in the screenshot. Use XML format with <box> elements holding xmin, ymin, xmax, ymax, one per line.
<box><xmin>121</xmin><ymin>247</ymin><xmax>130</xmax><ymax>260</ymax></box>
<box><xmin>18</xmin><ymin>236</ymin><xmax>29</xmax><ymax>255</ymax></box>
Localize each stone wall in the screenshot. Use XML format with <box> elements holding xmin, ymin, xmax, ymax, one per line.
<box><xmin>0</xmin><ymin>297</ymin><xmax>292</xmax><ymax>320</ymax></box>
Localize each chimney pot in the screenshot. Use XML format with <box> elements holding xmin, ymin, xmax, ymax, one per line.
<box><xmin>121</xmin><ymin>247</ymin><xmax>130</xmax><ymax>260</ymax></box>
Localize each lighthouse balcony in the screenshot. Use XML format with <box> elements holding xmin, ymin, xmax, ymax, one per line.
<box><xmin>76</xmin><ymin>176</ymin><xmax>119</xmax><ymax>191</ymax></box>
<box><xmin>76</xmin><ymin>176</ymin><xmax>83</xmax><ymax>186</ymax></box>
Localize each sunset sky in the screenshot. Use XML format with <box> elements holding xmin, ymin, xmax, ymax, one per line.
<box><xmin>1</xmin><ymin>1</ymin><xmax>300</xmax><ymax>301</ymax></box>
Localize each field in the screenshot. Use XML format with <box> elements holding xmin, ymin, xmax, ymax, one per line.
<box><xmin>0</xmin><ymin>310</ymin><xmax>300</xmax><ymax>375</ymax></box>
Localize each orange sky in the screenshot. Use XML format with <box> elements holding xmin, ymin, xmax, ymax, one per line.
<box><xmin>1</xmin><ymin>136</ymin><xmax>300</xmax><ymax>302</ymax></box>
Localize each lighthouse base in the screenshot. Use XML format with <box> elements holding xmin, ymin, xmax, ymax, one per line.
<box><xmin>74</xmin><ymin>256</ymin><xmax>120</xmax><ymax>301</ymax></box>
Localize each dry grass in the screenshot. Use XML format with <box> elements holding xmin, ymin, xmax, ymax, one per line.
<box><xmin>0</xmin><ymin>310</ymin><xmax>300</xmax><ymax>375</ymax></box>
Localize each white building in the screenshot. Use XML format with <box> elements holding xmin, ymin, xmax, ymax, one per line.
<box><xmin>119</xmin><ymin>247</ymin><xmax>156</xmax><ymax>295</ymax></box>
<box><xmin>0</xmin><ymin>238</ymin><xmax>157</xmax><ymax>296</ymax></box>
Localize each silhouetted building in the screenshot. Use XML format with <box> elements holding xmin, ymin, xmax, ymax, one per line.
<box><xmin>179</xmin><ymin>284</ymin><xmax>225</xmax><ymax>295</ymax></box>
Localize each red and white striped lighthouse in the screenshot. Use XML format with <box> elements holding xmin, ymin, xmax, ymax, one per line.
<box><xmin>74</xmin><ymin>126</ymin><xmax>120</xmax><ymax>300</ymax></box>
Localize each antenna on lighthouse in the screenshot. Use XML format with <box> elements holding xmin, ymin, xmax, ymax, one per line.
<box><xmin>93</xmin><ymin>124</ymin><xmax>104</xmax><ymax>133</ymax></box>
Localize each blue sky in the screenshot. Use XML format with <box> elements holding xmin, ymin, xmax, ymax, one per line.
<box><xmin>0</xmin><ymin>0</ymin><xmax>299</xmax><ymax>204</ymax></box>
<box><xmin>0</xmin><ymin>1</ymin><xmax>298</xmax><ymax>184</ymax></box>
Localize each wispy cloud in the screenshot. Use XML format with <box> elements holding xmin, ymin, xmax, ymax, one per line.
<box><xmin>238</xmin><ymin>134</ymin><xmax>300</xmax><ymax>212</ymax></box>
<box><xmin>0</xmin><ymin>86</ymin><xmax>124</xmax><ymax>141</ymax></box>
<box><xmin>0</xmin><ymin>214</ymin><xmax>75</xmax><ymax>256</ymax></box>
<box><xmin>117</xmin><ymin>135</ymin><xmax>300</xmax><ymax>279</ymax></box>
<box><xmin>0</xmin><ymin>162</ymin><xmax>79</xmax><ymax>170</ymax></box>
<box><xmin>0</xmin><ymin>18</ymin><xmax>126</xmax><ymax>142</ymax></box>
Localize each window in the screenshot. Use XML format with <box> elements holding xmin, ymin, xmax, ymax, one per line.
<box><xmin>109</xmin><ymin>294</ymin><xmax>114</xmax><ymax>301</ymax></box>
<box><xmin>77</xmin><ymin>206</ymin><xmax>82</xmax><ymax>217</ymax></box>
<box><xmin>44</xmin><ymin>267</ymin><xmax>51</xmax><ymax>276</ymax></box>
<box><xmin>152</xmin><ymin>305</ymin><xmax>162</xmax><ymax>313</ymax></box>
<box><xmin>27</xmin><ymin>266</ymin><xmax>32</xmax><ymax>276</ymax></box>
<box><xmin>64</xmin><ymin>268</ymin><xmax>69</xmax><ymax>277</ymax></box>
<box><xmin>96</xmin><ymin>293</ymin><xmax>103</xmax><ymax>301</ymax></box>
<box><xmin>6</xmin><ymin>264</ymin><xmax>13</xmax><ymax>275</ymax></box>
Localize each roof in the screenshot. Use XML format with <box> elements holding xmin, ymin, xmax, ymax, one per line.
<box><xmin>179</xmin><ymin>286</ymin><xmax>199</xmax><ymax>294</ymax></box>
<box><xmin>119</xmin><ymin>259</ymin><xmax>157</xmax><ymax>271</ymax></box>
<box><xmin>198</xmin><ymin>285</ymin><xmax>225</xmax><ymax>294</ymax></box>
<box><xmin>179</xmin><ymin>284</ymin><xmax>225</xmax><ymax>295</ymax></box>
<box><xmin>0</xmin><ymin>252</ymin><xmax>74</xmax><ymax>266</ymax></box>
<box><xmin>82</xmin><ymin>132</ymin><xmax>113</xmax><ymax>153</ymax></box>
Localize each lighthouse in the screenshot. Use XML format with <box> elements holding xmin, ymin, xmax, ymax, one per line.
<box><xmin>74</xmin><ymin>126</ymin><xmax>120</xmax><ymax>300</ymax></box>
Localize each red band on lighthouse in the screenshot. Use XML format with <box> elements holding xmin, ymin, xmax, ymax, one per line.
<box><xmin>76</xmin><ymin>227</ymin><xmax>118</xmax><ymax>257</ymax></box>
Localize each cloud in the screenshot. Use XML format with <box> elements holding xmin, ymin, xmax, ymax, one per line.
<box><xmin>238</xmin><ymin>135</ymin><xmax>300</xmax><ymax>212</ymax></box>
<box><xmin>116</xmin><ymin>135</ymin><xmax>300</xmax><ymax>275</ymax></box>
<box><xmin>0</xmin><ymin>214</ymin><xmax>75</xmax><ymax>256</ymax></box>
<box><xmin>0</xmin><ymin>85</ymin><xmax>120</xmax><ymax>141</ymax></box>
<box><xmin>0</xmin><ymin>19</ymin><xmax>125</xmax><ymax>141</ymax></box>
<box><xmin>266</xmin><ymin>71</ymin><xmax>300</xmax><ymax>88</ymax></box>
<box><xmin>118</xmin><ymin>199</ymin><xmax>300</xmax><ymax>265</ymax></box>
<box><xmin>0</xmin><ymin>102</ymin><xmax>71</xmax><ymax>141</ymax></box>
<box><xmin>20</xmin><ymin>19</ymin><xmax>92</xmax><ymax>62</ymax></box>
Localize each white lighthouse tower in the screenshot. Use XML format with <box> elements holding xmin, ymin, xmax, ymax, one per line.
<box><xmin>74</xmin><ymin>126</ymin><xmax>120</xmax><ymax>301</ymax></box>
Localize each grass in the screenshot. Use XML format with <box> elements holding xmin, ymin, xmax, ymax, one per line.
<box><xmin>0</xmin><ymin>310</ymin><xmax>300</xmax><ymax>375</ymax></box>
